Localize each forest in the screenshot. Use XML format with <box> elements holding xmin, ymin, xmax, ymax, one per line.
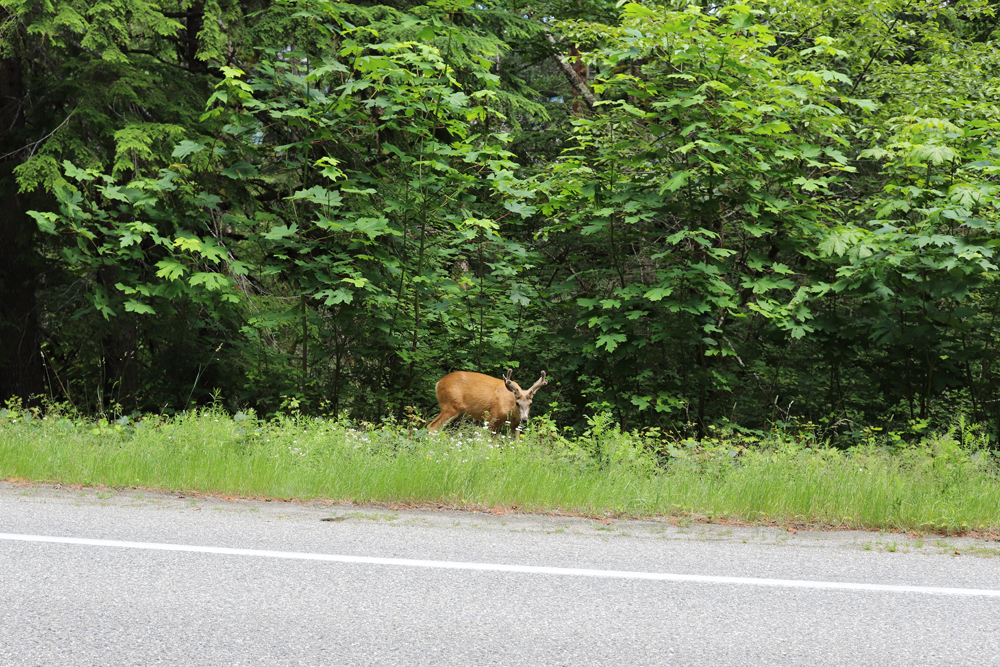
<box><xmin>2</xmin><ymin>0</ymin><xmax>1000</xmax><ymax>443</ymax></box>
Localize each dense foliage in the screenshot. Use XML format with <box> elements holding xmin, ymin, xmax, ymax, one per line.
<box><xmin>2</xmin><ymin>0</ymin><xmax>1000</xmax><ymax>442</ymax></box>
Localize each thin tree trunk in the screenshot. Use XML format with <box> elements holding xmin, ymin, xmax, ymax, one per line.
<box><xmin>104</xmin><ymin>317</ymin><xmax>140</xmax><ymax>412</ymax></box>
<box><xmin>98</xmin><ymin>266</ymin><xmax>139</xmax><ymax>411</ymax></box>
<box><xmin>544</xmin><ymin>32</ymin><xmax>597</xmax><ymax>111</ymax></box>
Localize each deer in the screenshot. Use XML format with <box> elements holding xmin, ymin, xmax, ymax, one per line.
<box><xmin>427</xmin><ymin>369</ymin><xmax>548</xmax><ymax>434</ymax></box>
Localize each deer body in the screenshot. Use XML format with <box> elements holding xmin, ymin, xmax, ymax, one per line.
<box><xmin>427</xmin><ymin>370</ymin><xmax>548</xmax><ymax>433</ymax></box>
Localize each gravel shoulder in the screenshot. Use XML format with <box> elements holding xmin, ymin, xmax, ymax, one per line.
<box><xmin>3</xmin><ymin>479</ymin><xmax>998</xmax><ymax>560</ymax></box>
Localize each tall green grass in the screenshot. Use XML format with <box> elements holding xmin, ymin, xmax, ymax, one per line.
<box><xmin>1</xmin><ymin>405</ymin><xmax>998</xmax><ymax>533</ymax></box>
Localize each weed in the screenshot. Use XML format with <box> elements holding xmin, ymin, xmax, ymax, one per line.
<box><xmin>964</xmin><ymin>545</ymin><xmax>1000</xmax><ymax>558</ymax></box>
<box><xmin>350</xmin><ymin>512</ymin><xmax>397</xmax><ymax>522</ymax></box>
<box><xmin>1</xmin><ymin>408</ymin><xmax>999</xmax><ymax>533</ymax></box>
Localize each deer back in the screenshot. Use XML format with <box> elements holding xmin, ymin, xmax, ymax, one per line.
<box><xmin>435</xmin><ymin>371</ymin><xmax>520</xmax><ymax>424</ymax></box>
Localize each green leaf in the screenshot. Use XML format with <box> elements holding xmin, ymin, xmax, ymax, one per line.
<box><xmin>622</xmin><ymin>3</ymin><xmax>655</xmax><ymax>17</ymax></box>
<box><xmin>352</xmin><ymin>217</ymin><xmax>390</xmax><ymax>240</ymax></box>
<box><xmin>172</xmin><ymin>141</ymin><xmax>207</xmax><ymax>159</ymax></box>
<box><xmin>263</xmin><ymin>223</ymin><xmax>298</xmax><ymax>240</ymax></box>
<box><xmin>631</xmin><ymin>395</ymin><xmax>652</xmax><ymax>411</ymax></box>
<box><xmin>817</xmin><ymin>69</ymin><xmax>852</xmax><ymax>84</ymax></box>
<box><xmin>315</xmin><ymin>156</ymin><xmax>344</xmax><ymax>182</ymax></box>
<box><xmin>824</xmin><ymin>147</ymin><xmax>850</xmax><ymax>164</ymax></box>
<box><xmin>792</xmin><ymin>176</ymin><xmax>829</xmax><ymax>192</ymax></box>
<box><xmin>315</xmin><ymin>288</ymin><xmax>354</xmax><ymax>305</ymax></box>
<box><xmin>287</xmin><ymin>185</ymin><xmax>342</xmax><ymax>208</ymax></box>
<box><xmin>846</xmin><ymin>98</ymin><xmax>877</xmax><ymax>111</ymax></box>
<box><xmin>504</xmin><ymin>201</ymin><xmax>537</xmax><ymax>217</ymax></box>
<box><xmin>62</xmin><ymin>160</ymin><xmax>95</xmax><ymax>182</ymax></box>
<box><xmin>220</xmin><ymin>160</ymin><xmax>259</xmax><ymax>179</ymax></box>
<box><xmin>123</xmin><ymin>299</ymin><xmax>156</xmax><ymax>315</ymax></box>
<box><xmin>660</xmin><ymin>171</ymin><xmax>691</xmax><ymax>193</ymax></box>
<box><xmin>818</xmin><ymin>233</ymin><xmax>848</xmax><ymax>257</ymax></box>
<box><xmin>509</xmin><ymin>283</ymin><xmax>531</xmax><ymax>306</ymax></box>
<box><xmin>195</xmin><ymin>192</ymin><xmax>222</xmax><ymax>209</ymax></box>
<box><xmin>751</xmin><ymin>121</ymin><xmax>791</xmax><ymax>135</ymax></box>
<box><xmin>643</xmin><ymin>287</ymin><xmax>673</xmax><ymax>302</ymax></box>
<box><xmin>913</xmin><ymin>144</ymin><xmax>957</xmax><ymax>165</ymax></box>
<box><xmin>28</xmin><ymin>210</ymin><xmax>59</xmax><ymax>234</ymax></box>
<box><xmin>189</xmin><ymin>272</ymin><xmax>230</xmax><ymax>290</ymax></box>
<box><xmin>859</xmin><ymin>147</ymin><xmax>891</xmax><ymax>160</ymax></box>
<box><xmin>154</xmin><ymin>259</ymin><xmax>187</xmax><ymax>281</ymax></box>
<box><xmin>875</xmin><ymin>199</ymin><xmax>910</xmax><ymax>218</ymax></box>
<box><xmin>799</xmin><ymin>145</ymin><xmax>822</xmax><ymax>159</ymax></box>
<box><xmin>596</xmin><ymin>333</ymin><xmax>627</xmax><ymax>352</ymax></box>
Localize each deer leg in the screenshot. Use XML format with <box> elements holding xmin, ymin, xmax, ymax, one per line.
<box><xmin>428</xmin><ymin>406</ymin><xmax>461</xmax><ymax>432</ymax></box>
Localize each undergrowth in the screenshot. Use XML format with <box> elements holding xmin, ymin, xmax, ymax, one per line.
<box><xmin>1</xmin><ymin>400</ymin><xmax>998</xmax><ymax>534</ymax></box>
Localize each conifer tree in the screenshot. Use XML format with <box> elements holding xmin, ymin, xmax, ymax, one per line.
<box><xmin>0</xmin><ymin>0</ymin><xmax>244</xmax><ymax>408</ymax></box>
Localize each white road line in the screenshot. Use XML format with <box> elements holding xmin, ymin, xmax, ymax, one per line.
<box><xmin>2</xmin><ymin>532</ymin><xmax>998</xmax><ymax>597</ymax></box>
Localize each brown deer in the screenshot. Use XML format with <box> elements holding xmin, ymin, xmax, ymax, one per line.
<box><xmin>427</xmin><ymin>369</ymin><xmax>548</xmax><ymax>434</ymax></box>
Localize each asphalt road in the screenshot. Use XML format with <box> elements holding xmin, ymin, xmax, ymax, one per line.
<box><xmin>1</xmin><ymin>482</ymin><xmax>999</xmax><ymax>666</ymax></box>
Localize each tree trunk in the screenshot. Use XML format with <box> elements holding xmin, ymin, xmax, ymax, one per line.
<box><xmin>0</xmin><ymin>21</ymin><xmax>45</xmax><ymax>407</ymax></box>
<box><xmin>103</xmin><ymin>318</ymin><xmax>140</xmax><ymax>412</ymax></box>
<box><xmin>98</xmin><ymin>265</ymin><xmax>140</xmax><ymax>412</ymax></box>
<box><xmin>183</xmin><ymin>3</ymin><xmax>205</xmax><ymax>72</ymax></box>
<box><xmin>544</xmin><ymin>32</ymin><xmax>597</xmax><ymax>111</ymax></box>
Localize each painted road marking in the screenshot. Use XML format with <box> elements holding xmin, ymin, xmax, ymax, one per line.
<box><xmin>2</xmin><ymin>532</ymin><xmax>998</xmax><ymax>597</ymax></box>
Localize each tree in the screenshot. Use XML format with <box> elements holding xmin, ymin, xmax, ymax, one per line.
<box><xmin>0</xmin><ymin>7</ymin><xmax>44</xmax><ymax>405</ymax></box>
<box><xmin>32</xmin><ymin>0</ymin><xmax>544</xmax><ymax>416</ymax></box>
<box><xmin>528</xmin><ymin>0</ymin><xmax>1000</xmax><ymax>433</ymax></box>
<box><xmin>0</xmin><ymin>0</ymin><xmax>244</xmax><ymax>410</ymax></box>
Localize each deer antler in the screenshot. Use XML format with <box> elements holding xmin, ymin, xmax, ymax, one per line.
<box><xmin>527</xmin><ymin>371</ymin><xmax>548</xmax><ymax>395</ymax></box>
<box><xmin>503</xmin><ymin>368</ymin><xmax>516</xmax><ymax>393</ymax></box>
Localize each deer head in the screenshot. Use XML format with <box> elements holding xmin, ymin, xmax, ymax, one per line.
<box><xmin>503</xmin><ymin>369</ymin><xmax>548</xmax><ymax>430</ymax></box>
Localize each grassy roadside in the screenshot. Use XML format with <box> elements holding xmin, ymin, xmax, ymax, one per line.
<box><xmin>1</xmin><ymin>406</ymin><xmax>999</xmax><ymax>535</ymax></box>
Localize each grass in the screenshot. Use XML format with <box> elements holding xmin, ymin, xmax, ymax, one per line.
<box><xmin>1</xmin><ymin>405</ymin><xmax>999</xmax><ymax>534</ymax></box>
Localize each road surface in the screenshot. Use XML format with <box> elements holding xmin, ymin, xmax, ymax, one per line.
<box><xmin>1</xmin><ymin>482</ymin><xmax>998</xmax><ymax>666</ymax></box>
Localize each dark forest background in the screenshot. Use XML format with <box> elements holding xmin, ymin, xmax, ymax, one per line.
<box><xmin>3</xmin><ymin>0</ymin><xmax>1000</xmax><ymax>441</ymax></box>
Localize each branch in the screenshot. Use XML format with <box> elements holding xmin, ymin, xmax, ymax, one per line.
<box><xmin>544</xmin><ymin>32</ymin><xmax>597</xmax><ymax>111</ymax></box>
<box><xmin>0</xmin><ymin>111</ymin><xmax>75</xmax><ymax>162</ymax></box>
<box><xmin>848</xmin><ymin>1</ymin><xmax>913</xmax><ymax>97</ymax></box>
<box><xmin>160</xmin><ymin>10</ymin><xmax>204</xmax><ymax>19</ymax></box>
